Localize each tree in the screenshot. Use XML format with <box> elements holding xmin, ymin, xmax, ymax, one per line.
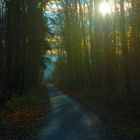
<box><xmin>51</xmin><ymin>0</ymin><xmax>140</xmax><ymax>97</ymax></box>
<box><xmin>0</xmin><ymin>0</ymin><xmax>48</xmax><ymax>104</ymax></box>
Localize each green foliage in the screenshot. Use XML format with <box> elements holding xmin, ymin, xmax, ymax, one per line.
<box><xmin>5</xmin><ymin>95</ymin><xmax>22</xmax><ymax>113</ymax></box>
<box><xmin>1</xmin><ymin>91</ymin><xmax>43</xmax><ymax>113</ymax></box>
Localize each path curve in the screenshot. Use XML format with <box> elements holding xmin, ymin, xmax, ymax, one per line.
<box><xmin>38</xmin><ymin>84</ymin><xmax>116</xmax><ymax>140</ymax></box>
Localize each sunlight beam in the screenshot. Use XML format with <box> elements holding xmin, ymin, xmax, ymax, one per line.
<box><xmin>99</xmin><ymin>2</ymin><xmax>111</xmax><ymax>16</ymax></box>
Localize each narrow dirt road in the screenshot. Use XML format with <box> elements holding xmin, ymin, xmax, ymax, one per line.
<box><xmin>38</xmin><ymin>84</ymin><xmax>116</xmax><ymax>140</ymax></box>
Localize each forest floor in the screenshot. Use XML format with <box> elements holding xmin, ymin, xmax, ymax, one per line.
<box><xmin>65</xmin><ymin>89</ymin><xmax>140</xmax><ymax>140</ymax></box>
<box><xmin>0</xmin><ymin>85</ymin><xmax>50</xmax><ymax>140</ymax></box>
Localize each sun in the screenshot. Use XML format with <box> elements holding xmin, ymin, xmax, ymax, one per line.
<box><xmin>99</xmin><ymin>2</ymin><xmax>111</xmax><ymax>16</ymax></box>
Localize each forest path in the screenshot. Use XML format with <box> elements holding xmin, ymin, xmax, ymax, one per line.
<box><xmin>38</xmin><ymin>84</ymin><xmax>115</xmax><ymax>140</ymax></box>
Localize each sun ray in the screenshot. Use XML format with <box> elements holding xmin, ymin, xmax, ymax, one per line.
<box><xmin>99</xmin><ymin>2</ymin><xmax>111</xmax><ymax>16</ymax></box>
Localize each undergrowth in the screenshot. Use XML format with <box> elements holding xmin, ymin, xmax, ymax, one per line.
<box><xmin>0</xmin><ymin>86</ymin><xmax>49</xmax><ymax>139</ymax></box>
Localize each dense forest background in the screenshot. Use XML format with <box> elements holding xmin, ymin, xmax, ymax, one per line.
<box><xmin>0</xmin><ymin>0</ymin><xmax>48</xmax><ymax>104</ymax></box>
<box><xmin>46</xmin><ymin>0</ymin><xmax>140</xmax><ymax>97</ymax></box>
<box><xmin>0</xmin><ymin>0</ymin><xmax>139</xmax><ymax>114</ymax></box>
<box><xmin>0</xmin><ymin>0</ymin><xmax>140</xmax><ymax>138</ymax></box>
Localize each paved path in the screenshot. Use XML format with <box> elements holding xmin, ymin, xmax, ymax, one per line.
<box><xmin>38</xmin><ymin>84</ymin><xmax>116</xmax><ymax>140</ymax></box>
